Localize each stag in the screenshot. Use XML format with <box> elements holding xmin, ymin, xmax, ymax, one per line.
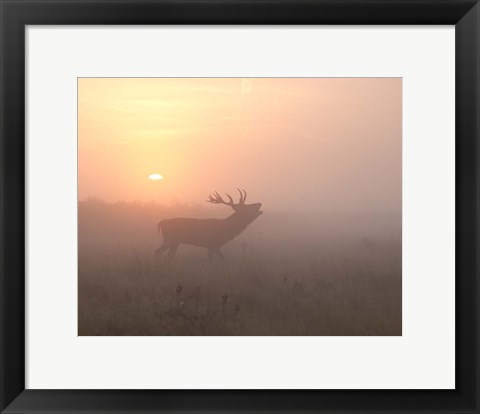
<box><xmin>156</xmin><ymin>189</ymin><xmax>262</xmax><ymax>261</ymax></box>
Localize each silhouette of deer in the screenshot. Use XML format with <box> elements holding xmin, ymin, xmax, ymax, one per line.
<box><xmin>156</xmin><ymin>189</ymin><xmax>262</xmax><ymax>261</ymax></box>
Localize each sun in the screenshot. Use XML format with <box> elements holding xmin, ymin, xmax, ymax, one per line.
<box><xmin>148</xmin><ymin>173</ymin><xmax>164</xmax><ymax>181</ymax></box>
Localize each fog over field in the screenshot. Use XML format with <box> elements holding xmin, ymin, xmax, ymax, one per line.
<box><xmin>78</xmin><ymin>77</ymin><xmax>402</xmax><ymax>336</ymax></box>
<box><xmin>78</xmin><ymin>199</ymin><xmax>401</xmax><ymax>336</ymax></box>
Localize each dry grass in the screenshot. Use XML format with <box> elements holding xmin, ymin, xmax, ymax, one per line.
<box><xmin>78</xmin><ymin>235</ymin><xmax>401</xmax><ymax>336</ymax></box>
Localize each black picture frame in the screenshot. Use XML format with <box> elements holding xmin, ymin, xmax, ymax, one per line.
<box><xmin>1</xmin><ymin>1</ymin><xmax>478</xmax><ymax>413</ymax></box>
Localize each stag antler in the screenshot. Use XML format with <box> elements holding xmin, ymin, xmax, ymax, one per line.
<box><xmin>237</xmin><ymin>188</ymin><xmax>247</xmax><ymax>204</ymax></box>
<box><xmin>207</xmin><ymin>191</ymin><xmax>234</xmax><ymax>206</ymax></box>
<box><xmin>207</xmin><ymin>189</ymin><xmax>247</xmax><ymax>206</ymax></box>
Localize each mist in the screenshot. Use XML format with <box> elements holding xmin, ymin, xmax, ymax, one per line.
<box><xmin>79</xmin><ymin>78</ymin><xmax>401</xmax><ymax>215</ymax></box>
<box><xmin>78</xmin><ymin>199</ymin><xmax>401</xmax><ymax>335</ymax></box>
<box><xmin>78</xmin><ymin>78</ymin><xmax>402</xmax><ymax>336</ymax></box>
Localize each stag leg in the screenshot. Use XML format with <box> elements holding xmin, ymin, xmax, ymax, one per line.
<box><xmin>208</xmin><ymin>249</ymin><xmax>214</xmax><ymax>262</ymax></box>
<box><xmin>215</xmin><ymin>249</ymin><xmax>225</xmax><ymax>261</ymax></box>
<box><xmin>166</xmin><ymin>244</ymin><xmax>179</xmax><ymax>261</ymax></box>
<box><xmin>155</xmin><ymin>244</ymin><xmax>169</xmax><ymax>257</ymax></box>
<box><xmin>208</xmin><ymin>248</ymin><xmax>225</xmax><ymax>262</ymax></box>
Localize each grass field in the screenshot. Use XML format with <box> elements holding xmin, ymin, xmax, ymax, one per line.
<box><xmin>78</xmin><ymin>200</ymin><xmax>402</xmax><ymax>336</ymax></box>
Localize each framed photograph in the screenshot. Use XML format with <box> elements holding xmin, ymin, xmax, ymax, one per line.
<box><xmin>77</xmin><ymin>77</ymin><xmax>402</xmax><ymax>337</ymax></box>
<box><xmin>0</xmin><ymin>0</ymin><xmax>478</xmax><ymax>413</ymax></box>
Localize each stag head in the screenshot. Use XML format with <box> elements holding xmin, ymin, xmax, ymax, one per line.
<box><xmin>207</xmin><ymin>189</ymin><xmax>262</xmax><ymax>218</ymax></box>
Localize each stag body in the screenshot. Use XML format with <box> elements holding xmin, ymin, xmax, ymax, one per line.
<box><xmin>156</xmin><ymin>189</ymin><xmax>262</xmax><ymax>260</ymax></box>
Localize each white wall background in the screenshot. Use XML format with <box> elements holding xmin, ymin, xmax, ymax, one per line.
<box><xmin>26</xmin><ymin>26</ymin><xmax>455</xmax><ymax>389</ymax></box>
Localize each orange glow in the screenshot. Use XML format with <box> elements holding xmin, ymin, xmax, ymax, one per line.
<box><xmin>78</xmin><ymin>78</ymin><xmax>401</xmax><ymax>213</ymax></box>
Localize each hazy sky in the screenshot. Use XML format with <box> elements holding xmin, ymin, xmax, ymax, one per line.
<box><xmin>78</xmin><ymin>78</ymin><xmax>401</xmax><ymax>213</ymax></box>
